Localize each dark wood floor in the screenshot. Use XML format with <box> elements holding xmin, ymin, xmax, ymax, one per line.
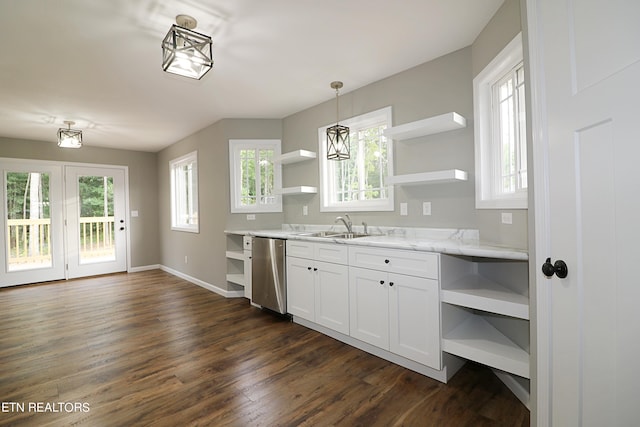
<box><xmin>0</xmin><ymin>270</ymin><xmax>529</xmax><ymax>426</ymax></box>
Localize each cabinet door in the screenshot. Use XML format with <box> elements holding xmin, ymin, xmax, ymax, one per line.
<box><xmin>315</xmin><ymin>261</ymin><xmax>350</xmax><ymax>335</ymax></box>
<box><xmin>286</xmin><ymin>257</ymin><xmax>315</xmax><ymax>321</ymax></box>
<box><xmin>388</xmin><ymin>273</ymin><xmax>440</xmax><ymax>369</ymax></box>
<box><xmin>349</xmin><ymin>267</ymin><xmax>389</xmax><ymax>349</ymax></box>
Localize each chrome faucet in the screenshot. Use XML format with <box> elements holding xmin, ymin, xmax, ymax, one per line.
<box><xmin>335</xmin><ymin>214</ymin><xmax>352</xmax><ymax>233</ymax></box>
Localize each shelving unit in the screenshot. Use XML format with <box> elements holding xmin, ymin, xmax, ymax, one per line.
<box><xmin>386</xmin><ymin>169</ymin><xmax>468</xmax><ymax>186</ymax></box>
<box><xmin>441</xmin><ymin>310</ymin><xmax>529</xmax><ymax>378</ymax></box>
<box><xmin>383</xmin><ymin>112</ymin><xmax>466</xmax><ymax>141</ymax></box>
<box><xmin>276</xmin><ymin>149</ymin><xmax>318</xmax><ymax>196</ymax></box>
<box><xmin>274</xmin><ymin>186</ymin><xmax>318</xmax><ymax>195</ymax></box>
<box><xmin>439</xmin><ymin>254</ymin><xmax>530</xmax><ymax>403</ymax></box>
<box><xmin>275</xmin><ymin>149</ymin><xmax>317</xmax><ymax>164</ymax></box>
<box><xmin>225</xmin><ymin>233</ymin><xmax>252</xmax><ymax>297</ymax></box>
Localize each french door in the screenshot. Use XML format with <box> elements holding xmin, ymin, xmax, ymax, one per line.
<box><xmin>0</xmin><ymin>160</ymin><xmax>65</xmax><ymax>286</ymax></box>
<box><xmin>1</xmin><ymin>160</ymin><xmax>128</xmax><ymax>286</ymax></box>
<box><xmin>65</xmin><ymin>166</ymin><xmax>127</xmax><ymax>279</ymax></box>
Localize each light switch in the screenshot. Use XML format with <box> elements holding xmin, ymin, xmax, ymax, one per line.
<box><xmin>303</xmin><ymin>205</ymin><xmax>308</xmax><ymax>216</ymax></box>
<box><xmin>422</xmin><ymin>202</ymin><xmax>431</xmax><ymax>216</ymax></box>
<box><xmin>247</xmin><ymin>214</ymin><xmax>256</xmax><ymax>221</ymax></box>
<box><xmin>131</xmin><ymin>210</ymin><xmax>139</xmax><ymax>217</ymax></box>
<box><xmin>400</xmin><ymin>202</ymin><xmax>408</xmax><ymax>216</ymax></box>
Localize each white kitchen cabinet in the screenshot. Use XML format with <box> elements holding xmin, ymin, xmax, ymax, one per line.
<box><xmin>348</xmin><ymin>247</ymin><xmax>441</xmax><ymax>369</ymax></box>
<box><xmin>389</xmin><ymin>273</ymin><xmax>440</xmax><ymax>369</ymax></box>
<box><xmin>349</xmin><ymin>267</ymin><xmax>390</xmax><ymax>348</ymax></box>
<box><xmin>286</xmin><ymin>241</ymin><xmax>349</xmax><ymax>335</ymax></box>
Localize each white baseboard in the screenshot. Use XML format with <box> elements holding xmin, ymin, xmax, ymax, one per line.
<box><xmin>159</xmin><ymin>265</ymin><xmax>245</xmax><ymax>298</ymax></box>
<box><xmin>129</xmin><ymin>264</ymin><xmax>161</xmax><ymax>273</ymax></box>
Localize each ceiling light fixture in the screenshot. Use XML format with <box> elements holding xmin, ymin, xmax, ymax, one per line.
<box><xmin>57</xmin><ymin>121</ymin><xmax>82</xmax><ymax>148</ymax></box>
<box><xmin>162</xmin><ymin>14</ymin><xmax>213</xmax><ymax>80</ymax></box>
<box><xmin>326</xmin><ymin>81</ymin><xmax>350</xmax><ymax>160</ymax></box>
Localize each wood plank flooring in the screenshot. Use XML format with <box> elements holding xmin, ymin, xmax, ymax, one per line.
<box><xmin>0</xmin><ymin>270</ymin><xmax>529</xmax><ymax>426</ymax></box>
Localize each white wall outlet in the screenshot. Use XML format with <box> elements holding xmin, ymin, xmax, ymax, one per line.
<box><xmin>501</xmin><ymin>212</ymin><xmax>513</xmax><ymax>224</ymax></box>
<box><xmin>184</xmin><ymin>255</ymin><xmax>188</xmax><ymax>264</ymax></box>
<box><xmin>131</xmin><ymin>210</ymin><xmax>139</xmax><ymax>217</ymax></box>
<box><xmin>303</xmin><ymin>205</ymin><xmax>308</xmax><ymax>216</ymax></box>
<box><xmin>400</xmin><ymin>202</ymin><xmax>408</xmax><ymax>216</ymax></box>
<box><xmin>247</xmin><ymin>214</ymin><xmax>256</xmax><ymax>221</ymax></box>
<box><xmin>422</xmin><ymin>202</ymin><xmax>432</xmax><ymax>216</ymax></box>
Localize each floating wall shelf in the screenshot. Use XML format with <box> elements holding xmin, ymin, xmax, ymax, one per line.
<box><xmin>275</xmin><ymin>150</ymin><xmax>317</xmax><ymax>164</ymax></box>
<box><xmin>386</xmin><ymin>169</ymin><xmax>468</xmax><ymax>186</ymax></box>
<box><xmin>383</xmin><ymin>112</ymin><xmax>466</xmax><ymax>141</ymax></box>
<box><xmin>274</xmin><ymin>186</ymin><xmax>318</xmax><ymax>195</ymax></box>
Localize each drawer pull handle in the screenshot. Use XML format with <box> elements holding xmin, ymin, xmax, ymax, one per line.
<box><xmin>384</xmin><ymin>259</ymin><xmax>390</xmax><ymax>264</ymax></box>
<box><xmin>307</xmin><ymin>267</ymin><xmax>312</xmax><ymax>271</ymax></box>
<box><xmin>379</xmin><ymin>280</ymin><xmax>385</xmax><ymax>285</ymax></box>
<box><xmin>313</xmin><ymin>268</ymin><xmax>318</xmax><ymax>271</ymax></box>
<box><xmin>389</xmin><ymin>282</ymin><xmax>394</xmax><ymax>287</ymax></box>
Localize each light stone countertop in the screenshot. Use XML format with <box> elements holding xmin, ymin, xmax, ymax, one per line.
<box><xmin>225</xmin><ymin>224</ymin><xmax>528</xmax><ymax>261</ymax></box>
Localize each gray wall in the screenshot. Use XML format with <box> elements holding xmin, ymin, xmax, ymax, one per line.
<box><xmin>0</xmin><ymin>136</ymin><xmax>159</xmax><ymax>268</ymax></box>
<box><xmin>156</xmin><ymin>119</ymin><xmax>283</xmax><ymax>292</ymax></box>
<box><xmin>279</xmin><ymin>0</ymin><xmax>525</xmax><ymax>248</ymax></box>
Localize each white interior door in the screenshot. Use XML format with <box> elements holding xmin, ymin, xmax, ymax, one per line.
<box><xmin>0</xmin><ymin>160</ymin><xmax>65</xmax><ymax>287</ymax></box>
<box><xmin>528</xmin><ymin>0</ymin><xmax>640</xmax><ymax>424</ymax></box>
<box><xmin>65</xmin><ymin>166</ymin><xmax>127</xmax><ymax>279</ymax></box>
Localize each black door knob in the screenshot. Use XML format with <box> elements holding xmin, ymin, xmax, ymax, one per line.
<box><xmin>542</xmin><ymin>257</ymin><xmax>568</xmax><ymax>278</ymax></box>
<box><xmin>120</xmin><ymin>227</ymin><xmax>125</xmax><ymax>231</ymax></box>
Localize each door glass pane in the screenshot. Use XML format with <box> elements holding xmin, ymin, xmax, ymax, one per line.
<box><xmin>5</xmin><ymin>172</ymin><xmax>52</xmax><ymax>271</ymax></box>
<box><xmin>78</xmin><ymin>176</ymin><xmax>115</xmax><ymax>264</ymax></box>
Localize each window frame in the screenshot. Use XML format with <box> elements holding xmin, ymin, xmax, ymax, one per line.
<box><xmin>228</xmin><ymin>139</ymin><xmax>282</xmax><ymax>214</ymax></box>
<box><xmin>473</xmin><ymin>32</ymin><xmax>528</xmax><ymax>209</ymax></box>
<box><xmin>318</xmin><ymin>106</ymin><xmax>394</xmax><ymax>212</ymax></box>
<box><xmin>170</xmin><ymin>150</ymin><xmax>199</xmax><ymax>233</ymax></box>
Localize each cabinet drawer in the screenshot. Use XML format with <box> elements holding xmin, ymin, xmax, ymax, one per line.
<box><xmin>286</xmin><ymin>240</ymin><xmax>315</xmax><ymax>259</ymax></box>
<box><xmin>348</xmin><ymin>246</ymin><xmax>438</xmax><ymax>279</ymax></box>
<box><xmin>315</xmin><ymin>242</ymin><xmax>348</xmax><ymax>265</ymax></box>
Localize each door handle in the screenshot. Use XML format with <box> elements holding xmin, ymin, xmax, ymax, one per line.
<box><xmin>542</xmin><ymin>257</ymin><xmax>568</xmax><ymax>278</ymax></box>
<box><xmin>120</xmin><ymin>227</ymin><xmax>125</xmax><ymax>231</ymax></box>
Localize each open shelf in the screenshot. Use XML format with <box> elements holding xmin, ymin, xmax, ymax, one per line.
<box><xmin>383</xmin><ymin>112</ymin><xmax>466</xmax><ymax>141</ymax></box>
<box><xmin>226</xmin><ymin>273</ymin><xmax>245</xmax><ymax>287</ymax></box>
<box><xmin>441</xmin><ymin>275</ymin><xmax>529</xmax><ymax>320</ymax></box>
<box><xmin>442</xmin><ymin>313</ymin><xmax>529</xmax><ymax>379</ymax></box>
<box><xmin>274</xmin><ymin>186</ymin><xmax>318</xmax><ymax>195</ymax></box>
<box><xmin>225</xmin><ymin>250</ymin><xmax>245</xmax><ymax>261</ymax></box>
<box><xmin>275</xmin><ymin>150</ymin><xmax>317</xmax><ymax>164</ymax></box>
<box><xmin>386</xmin><ymin>169</ymin><xmax>467</xmax><ymax>186</ymax></box>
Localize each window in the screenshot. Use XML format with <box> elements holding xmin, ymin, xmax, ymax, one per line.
<box><xmin>229</xmin><ymin>139</ymin><xmax>282</xmax><ymax>213</ymax></box>
<box><xmin>319</xmin><ymin>107</ymin><xmax>394</xmax><ymax>212</ymax></box>
<box><xmin>170</xmin><ymin>151</ymin><xmax>199</xmax><ymax>232</ymax></box>
<box><xmin>474</xmin><ymin>33</ymin><xmax>527</xmax><ymax>209</ymax></box>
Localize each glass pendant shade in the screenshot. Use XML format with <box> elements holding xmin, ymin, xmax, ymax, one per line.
<box><xmin>326</xmin><ymin>124</ymin><xmax>350</xmax><ymax>160</ymax></box>
<box><xmin>57</xmin><ymin>122</ymin><xmax>82</xmax><ymax>148</ymax></box>
<box><xmin>162</xmin><ymin>23</ymin><xmax>213</xmax><ymax>80</ymax></box>
<box><xmin>327</xmin><ymin>81</ymin><xmax>350</xmax><ymax>160</ymax></box>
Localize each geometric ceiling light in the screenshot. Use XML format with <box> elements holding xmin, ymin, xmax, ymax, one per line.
<box><xmin>57</xmin><ymin>121</ymin><xmax>82</xmax><ymax>148</ymax></box>
<box><xmin>326</xmin><ymin>81</ymin><xmax>350</xmax><ymax>160</ymax></box>
<box><xmin>162</xmin><ymin>14</ymin><xmax>213</xmax><ymax>80</ymax></box>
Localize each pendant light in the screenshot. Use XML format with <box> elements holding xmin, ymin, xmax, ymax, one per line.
<box><xmin>57</xmin><ymin>121</ymin><xmax>82</xmax><ymax>148</ymax></box>
<box><xmin>326</xmin><ymin>81</ymin><xmax>350</xmax><ymax>160</ymax></box>
<box><xmin>162</xmin><ymin>15</ymin><xmax>213</xmax><ymax>80</ymax></box>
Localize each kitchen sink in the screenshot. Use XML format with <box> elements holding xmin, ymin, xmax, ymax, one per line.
<box><xmin>296</xmin><ymin>231</ymin><xmax>379</xmax><ymax>239</ymax></box>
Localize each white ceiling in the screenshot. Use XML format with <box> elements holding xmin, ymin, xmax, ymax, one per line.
<box><xmin>0</xmin><ymin>0</ymin><xmax>504</xmax><ymax>152</ymax></box>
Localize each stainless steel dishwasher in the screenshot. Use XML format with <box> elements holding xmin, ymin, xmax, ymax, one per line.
<box><xmin>251</xmin><ymin>237</ymin><xmax>286</xmax><ymax>314</ymax></box>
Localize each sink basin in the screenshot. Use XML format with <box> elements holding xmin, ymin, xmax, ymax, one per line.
<box><xmin>297</xmin><ymin>231</ymin><xmax>380</xmax><ymax>239</ymax></box>
<box><xmin>295</xmin><ymin>230</ymin><xmax>344</xmax><ymax>237</ymax></box>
